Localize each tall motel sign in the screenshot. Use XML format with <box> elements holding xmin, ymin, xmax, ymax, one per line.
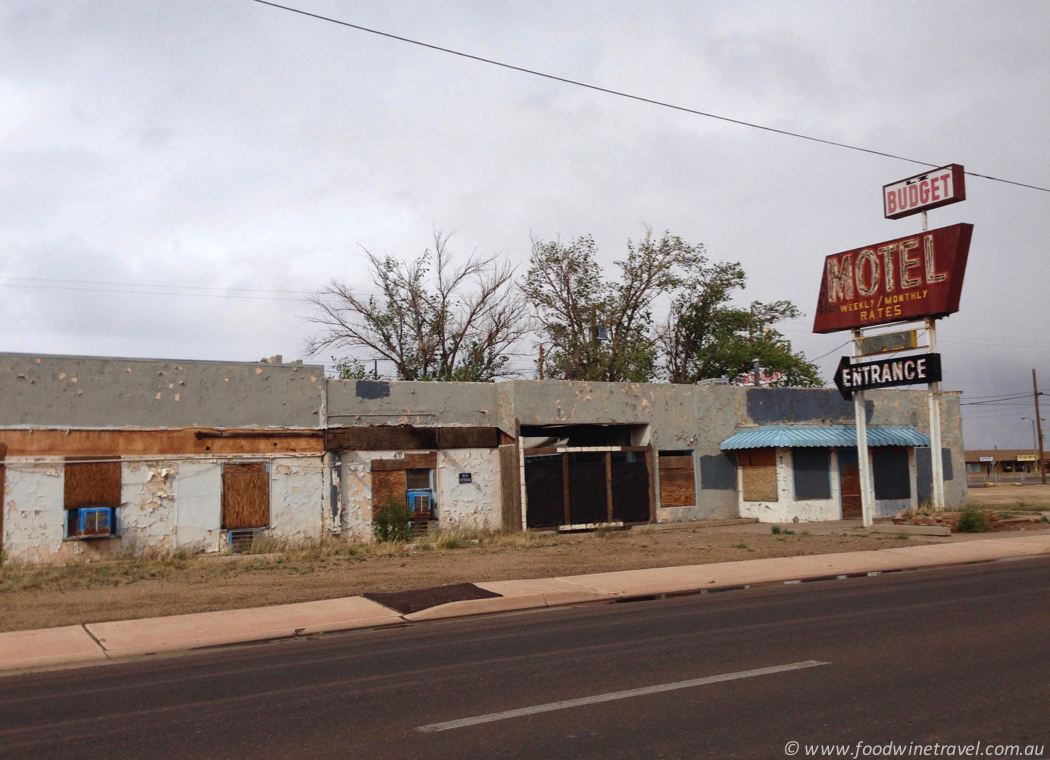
<box><xmin>813</xmin><ymin>164</ymin><xmax>972</xmax><ymax>527</ymax></box>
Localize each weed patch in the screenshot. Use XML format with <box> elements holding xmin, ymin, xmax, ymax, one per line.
<box><xmin>957</xmin><ymin>505</ymin><xmax>992</xmax><ymax>533</ymax></box>
<box><xmin>372</xmin><ymin>498</ymin><xmax>413</xmax><ymax>543</ymax></box>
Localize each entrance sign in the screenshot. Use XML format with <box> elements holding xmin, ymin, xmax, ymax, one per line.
<box><xmin>883</xmin><ymin>164</ymin><xmax>966</xmax><ymax>220</ymax></box>
<box><xmin>813</xmin><ymin>223</ymin><xmax>973</xmax><ymax>333</ymax></box>
<box><xmin>833</xmin><ymin>354</ymin><xmax>942</xmax><ymax>400</ymax></box>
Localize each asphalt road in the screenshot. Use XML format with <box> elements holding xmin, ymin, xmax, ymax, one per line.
<box><xmin>2</xmin><ymin>558</ymin><xmax>1048</xmax><ymax>760</ymax></box>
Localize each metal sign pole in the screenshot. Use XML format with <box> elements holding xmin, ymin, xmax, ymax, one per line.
<box><xmin>926</xmin><ymin>317</ymin><xmax>945</xmax><ymax>510</ymax></box>
<box><xmin>852</xmin><ymin>329</ymin><xmax>875</xmax><ymax>527</ymax></box>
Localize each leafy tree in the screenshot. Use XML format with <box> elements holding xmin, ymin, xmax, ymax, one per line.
<box><xmin>308</xmin><ymin>232</ymin><xmax>528</xmax><ymax>382</ymax></box>
<box><xmin>522</xmin><ymin>230</ymin><xmax>703</xmax><ymax>382</ymax></box>
<box><xmin>663</xmin><ymin>293</ymin><xmax>818</xmax><ymax>386</ymax></box>
<box><xmin>331</xmin><ymin>356</ymin><xmax>378</xmax><ymax>380</ymax></box>
<box><xmin>523</xmin><ymin>228</ymin><xmax>820</xmax><ymax>386</ymax></box>
<box><xmin>659</xmin><ymin>273</ymin><xmax>821</xmax><ymax>387</ymax></box>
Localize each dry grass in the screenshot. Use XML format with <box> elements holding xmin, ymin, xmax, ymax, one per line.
<box><xmin>2</xmin><ymin>521</ymin><xmax>1048</xmax><ymax>634</ymax></box>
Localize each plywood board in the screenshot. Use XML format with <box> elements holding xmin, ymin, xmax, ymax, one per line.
<box><xmin>0</xmin><ymin>429</ymin><xmax>323</xmax><ymax>457</ymax></box>
<box><xmin>371</xmin><ymin>468</ymin><xmax>406</xmax><ymax>516</ymax></box>
<box><xmin>739</xmin><ymin>448</ymin><xmax>778</xmax><ymax>502</ymax></box>
<box><xmin>327</xmin><ymin>426</ymin><xmax>502</xmax><ymax>451</ymax></box>
<box><xmin>64</xmin><ymin>459</ymin><xmax>121</xmax><ymax>509</ymax></box>
<box><xmin>221</xmin><ymin>463</ymin><xmax>270</xmax><ymax>529</ymax></box>
<box><xmin>659</xmin><ymin>466</ymin><xmax>696</xmax><ymax>507</ymax></box>
<box><xmin>404</xmin><ymin>452</ymin><xmax>437</xmax><ymax>469</ymax></box>
<box><xmin>499</xmin><ymin>443</ymin><xmax>521</xmax><ymax>532</ymax></box>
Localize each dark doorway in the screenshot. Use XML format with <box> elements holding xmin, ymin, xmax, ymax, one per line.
<box><xmin>838</xmin><ymin>448</ymin><xmax>862</xmax><ymax>519</ymax></box>
<box><xmin>524</xmin><ymin>448</ymin><xmax>652</xmax><ymax>528</ymax></box>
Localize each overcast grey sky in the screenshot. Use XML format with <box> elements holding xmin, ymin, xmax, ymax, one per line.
<box><xmin>2</xmin><ymin>0</ymin><xmax>1048</xmax><ymax>448</ymax></box>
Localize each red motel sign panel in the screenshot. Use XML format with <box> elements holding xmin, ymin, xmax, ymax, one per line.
<box><xmin>883</xmin><ymin>164</ymin><xmax>966</xmax><ymax>220</ymax></box>
<box><xmin>813</xmin><ymin>223</ymin><xmax>973</xmax><ymax>334</ymax></box>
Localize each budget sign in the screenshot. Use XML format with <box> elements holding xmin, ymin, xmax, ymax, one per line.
<box><xmin>883</xmin><ymin>164</ymin><xmax>966</xmax><ymax>220</ymax></box>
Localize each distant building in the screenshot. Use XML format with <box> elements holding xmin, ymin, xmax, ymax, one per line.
<box><xmin>1</xmin><ymin>352</ymin><xmax>966</xmax><ymax>564</ymax></box>
<box><xmin>964</xmin><ymin>450</ymin><xmax>1044</xmax><ymax>483</ymax></box>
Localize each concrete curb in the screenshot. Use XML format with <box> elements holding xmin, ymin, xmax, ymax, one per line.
<box><xmin>85</xmin><ymin>597</ymin><xmax>403</xmax><ymax>658</ymax></box>
<box><xmin>0</xmin><ymin>625</ymin><xmax>109</xmax><ymax>672</ymax></box>
<box><xmin>3</xmin><ymin>533</ymin><xmax>1049</xmax><ymax>676</ymax></box>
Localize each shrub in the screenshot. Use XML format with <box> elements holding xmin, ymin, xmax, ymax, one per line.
<box><xmin>957</xmin><ymin>505</ymin><xmax>992</xmax><ymax>533</ymax></box>
<box><xmin>372</xmin><ymin>498</ymin><xmax>413</xmax><ymax>543</ymax></box>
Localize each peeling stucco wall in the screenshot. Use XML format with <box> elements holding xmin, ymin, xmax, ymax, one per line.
<box><xmin>338</xmin><ymin>450</ymin><xmax>399</xmax><ymax>540</ymax></box>
<box><xmin>436</xmin><ymin>448</ymin><xmax>501</xmax><ymax>531</ymax></box>
<box><xmin>3</xmin><ymin>461</ymin><xmax>64</xmax><ymax>562</ymax></box>
<box><xmin>270</xmin><ymin>457</ymin><xmax>325</xmax><ymax>541</ymax></box>
<box><xmin>120</xmin><ymin>461</ymin><xmax>178</xmax><ymax>556</ymax></box>
<box><xmin>0</xmin><ymin>353</ymin><xmax>325</xmax><ymax>429</ymax></box>
<box><xmin>175</xmin><ymin>461</ymin><xmax>222</xmax><ymax>552</ymax></box>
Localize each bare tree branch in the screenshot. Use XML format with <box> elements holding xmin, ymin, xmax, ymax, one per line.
<box><xmin>307</xmin><ymin>232</ymin><xmax>529</xmax><ymax>381</ymax></box>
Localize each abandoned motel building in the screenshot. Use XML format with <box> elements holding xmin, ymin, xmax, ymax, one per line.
<box><xmin>0</xmin><ymin>352</ymin><xmax>966</xmax><ymax>564</ymax></box>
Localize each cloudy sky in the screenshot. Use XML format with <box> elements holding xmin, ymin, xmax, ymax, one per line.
<box><xmin>2</xmin><ymin>0</ymin><xmax>1048</xmax><ymax>448</ymax></box>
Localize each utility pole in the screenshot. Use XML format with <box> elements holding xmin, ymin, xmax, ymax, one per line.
<box><xmin>538</xmin><ymin>344</ymin><xmax>545</xmax><ymax>380</ymax></box>
<box><xmin>1034</xmin><ymin>369</ymin><xmax>1046</xmax><ymax>484</ymax></box>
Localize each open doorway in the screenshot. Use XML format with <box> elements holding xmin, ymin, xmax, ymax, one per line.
<box><xmin>522</xmin><ymin>424</ymin><xmax>652</xmax><ymax>529</ymax></box>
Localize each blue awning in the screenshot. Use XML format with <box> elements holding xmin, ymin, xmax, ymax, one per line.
<box><xmin>720</xmin><ymin>425</ymin><xmax>931</xmax><ymax>450</ymax></box>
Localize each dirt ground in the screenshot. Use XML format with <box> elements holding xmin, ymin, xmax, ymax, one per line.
<box><xmin>3</xmin><ymin>512</ymin><xmax>1048</xmax><ymax>634</ymax></box>
<box><xmin>966</xmin><ymin>482</ymin><xmax>1050</xmax><ymax>508</ymax></box>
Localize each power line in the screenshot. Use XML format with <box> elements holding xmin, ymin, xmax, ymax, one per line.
<box><xmin>0</xmin><ymin>275</ymin><xmax>378</xmax><ymax>302</ymax></box>
<box><xmin>811</xmin><ymin>340</ymin><xmax>852</xmax><ymax>362</ymax></box>
<box><xmin>0</xmin><ymin>275</ymin><xmax>317</xmax><ymax>296</ymax></box>
<box><xmin>252</xmin><ymin>0</ymin><xmax>1050</xmax><ymax>195</ymax></box>
<box><xmin>0</xmin><ymin>280</ymin><xmax>307</xmax><ymax>302</ymax></box>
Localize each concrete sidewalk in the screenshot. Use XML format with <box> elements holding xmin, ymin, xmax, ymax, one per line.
<box><xmin>3</xmin><ymin>533</ymin><xmax>1049</xmax><ymax>675</ymax></box>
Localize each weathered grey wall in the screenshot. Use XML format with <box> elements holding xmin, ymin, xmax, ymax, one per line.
<box><xmin>692</xmin><ymin>386</ymin><xmax>748</xmax><ymax>518</ymax></box>
<box><xmin>0</xmin><ymin>353</ymin><xmax>325</xmax><ymax>429</ymax></box>
<box><xmin>506</xmin><ymin>380</ymin><xmax>701</xmax><ymax>448</ymax></box>
<box><xmin>325</xmin><ymin>379</ymin><xmax>499</xmax><ymax>429</ymax></box>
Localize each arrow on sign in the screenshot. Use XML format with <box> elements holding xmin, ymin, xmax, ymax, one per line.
<box><xmin>833</xmin><ymin>354</ymin><xmax>942</xmax><ymax>401</ymax></box>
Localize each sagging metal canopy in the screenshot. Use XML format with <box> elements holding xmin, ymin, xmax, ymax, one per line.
<box><xmin>720</xmin><ymin>425</ymin><xmax>931</xmax><ymax>451</ymax></box>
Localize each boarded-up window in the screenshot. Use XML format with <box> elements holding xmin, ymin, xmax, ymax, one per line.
<box><xmin>222</xmin><ymin>463</ymin><xmax>270</xmax><ymax>529</ymax></box>
<box><xmin>404</xmin><ymin>452</ymin><xmax>437</xmax><ymax>469</ymax></box>
<box><xmin>64</xmin><ymin>458</ymin><xmax>121</xmax><ymax>510</ymax></box>
<box><xmin>659</xmin><ymin>453</ymin><xmax>696</xmax><ymax>507</ymax></box>
<box><xmin>406</xmin><ymin>469</ymin><xmax>432</xmax><ymax>490</ymax></box>
<box><xmin>792</xmin><ymin>448</ymin><xmax>831</xmax><ymax>501</ymax></box>
<box><xmin>371</xmin><ymin>460</ymin><xmax>407</xmax><ymax>516</ymax></box>
<box><xmin>738</xmin><ymin>448</ymin><xmax>778</xmax><ymax>502</ymax></box>
<box><xmin>874</xmin><ymin>447</ymin><xmax>911</xmax><ymax>500</ymax></box>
